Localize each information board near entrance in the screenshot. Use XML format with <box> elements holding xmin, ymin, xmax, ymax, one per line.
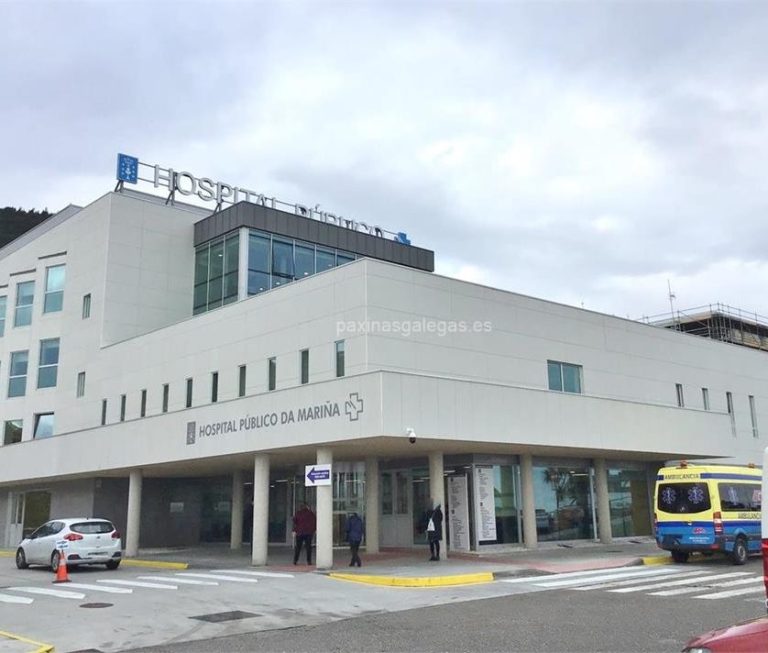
<box><xmin>305</xmin><ymin>464</ymin><xmax>332</xmax><ymax>486</ymax></box>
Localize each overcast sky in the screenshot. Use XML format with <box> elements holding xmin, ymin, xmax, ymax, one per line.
<box><xmin>1</xmin><ymin>1</ymin><xmax>767</xmax><ymax>320</ymax></box>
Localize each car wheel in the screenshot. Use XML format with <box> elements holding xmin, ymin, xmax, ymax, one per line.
<box><xmin>671</xmin><ymin>550</ymin><xmax>689</xmax><ymax>563</ymax></box>
<box><xmin>106</xmin><ymin>560</ymin><xmax>120</xmax><ymax>570</ymax></box>
<box><xmin>15</xmin><ymin>548</ymin><xmax>28</xmax><ymax>569</ymax></box>
<box><xmin>731</xmin><ymin>537</ymin><xmax>748</xmax><ymax>565</ymax></box>
<box><xmin>50</xmin><ymin>550</ymin><xmax>60</xmax><ymax>572</ymax></box>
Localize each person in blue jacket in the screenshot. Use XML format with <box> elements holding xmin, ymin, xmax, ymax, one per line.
<box><xmin>345</xmin><ymin>512</ymin><xmax>364</xmax><ymax>567</ymax></box>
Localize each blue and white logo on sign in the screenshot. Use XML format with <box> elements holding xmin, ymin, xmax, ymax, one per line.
<box><xmin>395</xmin><ymin>232</ymin><xmax>411</xmax><ymax>245</ymax></box>
<box><xmin>116</xmin><ymin>153</ymin><xmax>139</xmax><ymax>183</ymax></box>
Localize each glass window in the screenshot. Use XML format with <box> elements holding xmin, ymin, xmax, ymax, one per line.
<box><xmin>193</xmin><ymin>246</ymin><xmax>209</xmax><ymax>315</ymax></box>
<box><xmin>37</xmin><ymin>338</ymin><xmax>60</xmax><ymax>388</ymax></box>
<box><xmin>238</xmin><ymin>365</ymin><xmax>246</xmax><ymax>397</ymax></box>
<box><xmin>101</xmin><ymin>399</ymin><xmax>107</xmax><ymax>425</ymax></box>
<box><xmin>186</xmin><ymin>378</ymin><xmax>193</xmax><ymax>408</ymax></box>
<box><xmin>382</xmin><ymin>472</ymin><xmax>393</xmax><ymax>515</ymax></box>
<box><xmin>248</xmin><ymin>232</ymin><xmax>271</xmax><ymax>295</ymax></box>
<box><xmin>140</xmin><ymin>389</ymin><xmax>147</xmax><ymax>417</ymax></box>
<box><xmin>3</xmin><ymin>419</ymin><xmax>22</xmax><ymax>445</ymax></box>
<box><xmin>607</xmin><ymin>467</ymin><xmax>652</xmax><ymax>537</ymax></box>
<box><xmin>0</xmin><ymin>295</ymin><xmax>6</xmax><ymax>336</ymax></box>
<box><xmin>396</xmin><ymin>472</ymin><xmax>409</xmax><ymax>514</ymax></box>
<box><xmin>300</xmin><ymin>349</ymin><xmax>309</xmax><ymax>385</ymax></box>
<box><xmin>675</xmin><ymin>383</ymin><xmax>684</xmax><ymax>408</ymax></box>
<box><xmin>316</xmin><ymin>248</ymin><xmax>335</xmax><ymax>272</ymax></box>
<box><xmin>76</xmin><ymin>371</ymin><xmax>85</xmax><ymax>398</ymax></box>
<box><xmin>719</xmin><ymin>483</ymin><xmax>761</xmax><ymax>511</ymax></box>
<box><xmin>82</xmin><ymin>293</ymin><xmax>91</xmax><ymax>319</ymax></box>
<box><xmin>33</xmin><ymin>413</ymin><xmax>54</xmax><ymax>439</ymax></box>
<box><xmin>162</xmin><ymin>384</ymin><xmax>169</xmax><ymax>413</ymax></box>
<box><xmin>657</xmin><ymin>482</ymin><xmax>711</xmax><ymax>514</ymax></box>
<box><xmin>208</xmin><ymin>240</ymin><xmax>224</xmax><ymax>309</ymax></box>
<box><xmin>533</xmin><ymin>462</ymin><xmax>594</xmax><ymax>541</ymax></box>
<box><xmin>726</xmin><ymin>391</ymin><xmax>734</xmax><ymax>414</ymax></box>
<box><xmin>272</xmin><ymin>239</ymin><xmax>294</xmax><ymax>286</ymax></box>
<box><xmin>211</xmin><ymin>371</ymin><xmax>219</xmax><ymax>403</ymax></box>
<box><xmin>750</xmin><ymin>395</ymin><xmax>759</xmax><ymax>438</ymax></box>
<box><xmin>223</xmin><ymin>234</ymin><xmax>239</xmax><ymax>305</ymax></box>
<box><xmin>335</xmin><ymin>340</ymin><xmax>345</xmax><ymax>378</ymax></box>
<box><xmin>268</xmin><ymin>357</ymin><xmax>276</xmax><ymax>391</ymax></box>
<box><xmin>337</xmin><ymin>251</ymin><xmax>355</xmax><ymax>266</ymax></box>
<box><xmin>120</xmin><ymin>395</ymin><xmax>126</xmax><ymax>422</ymax></box>
<box><xmin>8</xmin><ymin>350</ymin><xmax>29</xmax><ymax>397</ymax></box>
<box><xmin>547</xmin><ymin>361</ymin><xmax>582</xmax><ymax>394</ymax></box>
<box><xmin>14</xmin><ymin>281</ymin><xmax>34</xmax><ymax>327</ymax></box>
<box><xmin>702</xmin><ymin>387</ymin><xmax>710</xmax><ymax>410</ymax></box>
<box><xmin>44</xmin><ymin>265</ymin><xmax>65</xmax><ymax>313</ymax></box>
<box><xmin>295</xmin><ymin>243</ymin><xmax>315</xmax><ymax>279</ymax></box>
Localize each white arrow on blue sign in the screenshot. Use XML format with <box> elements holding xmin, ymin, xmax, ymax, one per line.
<box><xmin>305</xmin><ymin>464</ymin><xmax>332</xmax><ymax>487</ymax></box>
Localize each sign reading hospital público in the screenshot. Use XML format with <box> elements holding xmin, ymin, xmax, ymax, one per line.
<box><xmin>305</xmin><ymin>464</ymin><xmax>332</xmax><ymax>487</ymax></box>
<box><xmin>116</xmin><ymin>153</ymin><xmax>410</xmax><ymax>244</ymax></box>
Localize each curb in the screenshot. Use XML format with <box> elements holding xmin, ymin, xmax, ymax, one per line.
<box><xmin>0</xmin><ymin>550</ymin><xmax>14</xmax><ymax>558</ymax></box>
<box><xmin>328</xmin><ymin>571</ymin><xmax>494</xmax><ymax>587</ymax></box>
<box><xmin>642</xmin><ymin>554</ymin><xmax>671</xmax><ymax>566</ymax></box>
<box><xmin>0</xmin><ymin>629</ymin><xmax>54</xmax><ymax>653</ymax></box>
<box><xmin>121</xmin><ymin>559</ymin><xmax>188</xmax><ymax>570</ymax></box>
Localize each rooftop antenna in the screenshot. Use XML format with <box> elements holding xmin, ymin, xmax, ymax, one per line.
<box><xmin>667</xmin><ymin>279</ymin><xmax>677</xmax><ymax>328</ymax></box>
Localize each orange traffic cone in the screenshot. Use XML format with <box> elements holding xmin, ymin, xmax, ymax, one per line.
<box><xmin>53</xmin><ymin>549</ymin><xmax>70</xmax><ymax>583</ymax></box>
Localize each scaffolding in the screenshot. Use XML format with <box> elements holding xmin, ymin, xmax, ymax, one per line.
<box><xmin>639</xmin><ymin>303</ymin><xmax>768</xmax><ymax>352</ymax></box>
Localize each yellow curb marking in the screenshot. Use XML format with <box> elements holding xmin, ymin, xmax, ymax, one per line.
<box><xmin>0</xmin><ymin>629</ymin><xmax>55</xmax><ymax>653</ymax></box>
<box><xmin>0</xmin><ymin>550</ymin><xmax>15</xmax><ymax>558</ymax></box>
<box><xmin>328</xmin><ymin>571</ymin><xmax>494</xmax><ymax>587</ymax></box>
<box><xmin>121</xmin><ymin>559</ymin><xmax>188</xmax><ymax>570</ymax></box>
<box><xmin>642</xmin><ymin>555</ymin><xmax>672</xmax><ymax>566</ymax></box>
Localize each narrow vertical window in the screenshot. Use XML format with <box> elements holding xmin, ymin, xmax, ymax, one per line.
<box><xmin>140</xmin><ymin>389</ymin><xmax>147</xmax><ymax>417</ymax></box>
<box><xmin>238</xmin><ymin>365</ymin><xmax>246</xmax><ymax>397</ymax></box>
<box><xmin>8</xmin><ymin>350</ymin><xmax>29</xmax><ymax>397</ymax></box>
<box><xmin>82</xmin><ymin>293</ymin><xmax>91</xmax><ymax>319</ymax></box>
<box><xmin>37</xmin><ymin>338</ymin><xmax>60</xmax><ymax>388</ymax></box>
<box><xmin>726</xmin><ymin>391</ymin><xmax>735</xmax><ymax>437</ymax></box>
<box><xmin>101</xmin><ymin>399</ymin><xmax>107</xmax><ymax>425</ymax></box>
<box><xmin>186</xmin><ymin>378</ymin><xmax>193</xmax><ymax>408</ymax></box>
<box><xmin>300</xmin><ymin>349</ymin><xmax>309</xmax><ymax>385</ymax></box>
<box><xmin>749</xmin><ymin>395</ymin><xmax>759</xmax><ymax>438</ymax></box>
<box><xmin>0</xmin><ymin>295</ymin><xmax>7</xmax><ymax>337</ymax></box>
<box><xmin>43</xmin><ymin>264</ymin><xmax>65</xmax><ymax>313</ymax></box>
<box><xmin>120</xmin><ymin>394</ymin><xmax>126</xmax><ymax>422</ymax></box>
<box><xmin>702</xmin><ymin>387</ymin><xmax>710</xmax><ymax>411</ymax></box>
<box><xmin>162</xmin><ymin>384</ymin><xmax>169</xmax><ymax>413</ymax></box>
<box><xmin>675</xmin><ymin>383</ymin><xmax>684</xmax><ymax>408</ymax></box>
<box><xmin>335</xmin><ymin>340</ymin><xmax>345</xmax><ymax>378</ymax></box>
<box><xmin>76</xmin><ymin>371</ymin><xmax>86</xmax><ymax>398</ymax></box>
<box><xmin>268</xmin><ymin>357</ymin><xmax>276</xmax><ymax>391</ymax></box>
<box><xmin>211</xmin><ymin>371</ymin><xmax>219</xmax><ymax>403</ymax></box>
<box><xmin>14</xmin><ymin>281</ymin><xmax>34</xmax><ymax>327</ymax></box>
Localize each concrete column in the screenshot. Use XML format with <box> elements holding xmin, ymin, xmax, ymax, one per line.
<box><xmin>237</xmin><ymin>227</ymin><xmax>249</xmax><ymax>301</ymax></box>
<box><xmin>520</xmin><ymin>454</ymin><xmax>537</xmax><ymax>549</ymax></box>
<box><xmin>315</xmin><ymin>447</ymin><xmax>334</xmax><ymax>569</ymax></box>
<box><xmin>594</xmin><ymin>458</ymin><xmax>612</xmax><ymax>544</ymax></box>
<box><xmin>230</xmin><ymin>469</ymin><xmax>244</xmax><ymax>549</ymax></box>
<box><xmin>251</xmin><ymin>454</ymin><xmax>270</xmax><ymax>566</ymax></box>
<box><xmin>365</xmin><ymin>457</ymin><xmax>380</xmax><ymax>554</ymax></box>
<box><xmin>429</xmin><ymin>451</ymin><xmax>447</xmax><ymax>560</ymax></box>
<box><xmin>125</xmin><ymin>469</ymin><xmax>143</xmax><ymax>557</ymax></box>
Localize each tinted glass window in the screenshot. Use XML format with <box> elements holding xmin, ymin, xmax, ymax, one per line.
<box><xmin>719</xmin><ymin>483</ymin><xmax>761</xmax><ymax>511</ymax></box>
<box><xmin>657</xmin><ymin>482</ymin><xmax>711</xmax><ymax>513</ymax></box>
<box><xmin>71</xmin><ymin>521</ymin><xmax>114</xmax><ymax>534</ymax></box>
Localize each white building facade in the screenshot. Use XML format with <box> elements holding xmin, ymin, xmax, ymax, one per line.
<box><xmin>1</xmin><ymin>182</ymin><xmax>765</xmax><ymax>568</ymax></box>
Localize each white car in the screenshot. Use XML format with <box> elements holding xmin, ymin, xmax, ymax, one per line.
<box><xmin>15</xmin><ymin>518</ymin><xmax>122</xmax><ymax>571</ymax></box>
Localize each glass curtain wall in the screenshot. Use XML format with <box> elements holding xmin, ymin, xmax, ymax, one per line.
<box><xmin>194</xmin><ymin>233</ymin><xmax>239</xmax><ymax>314</ymax></box>
<box><xmin>607</xmin><ymin>466</ymin><xmax>652</xmax><ymax>537</ymax></box>
<box><xmin>533</xmin><ymin>460</ymin><xmax>595</xmax><ymax>541</ymax></box>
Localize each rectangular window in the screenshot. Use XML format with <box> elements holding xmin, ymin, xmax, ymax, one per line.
<box><xmin>120</xmin><ymin>394</ymin><xmax>126</xmax><ymax>422</ymax></box>
<box><xmin>0</xmin><ymin>295</ymin><xmax>6</xmax><ymax>336</ymax></box>
<box><xmin>749</xmin><ymin>395</ymin><xmax>759</xmax><ymax>438</ymax></box>
<box><xmin>268</xmin><ymin>357</ymin><xmax>276</xmax><ymax>391</ymax></box>
<box><xmin>37</xmin><ymin>338</ymin><xmax>60</xmax><ymax>388</ymax></box>
<box><xmin>101</xmin><ymin>399</ymin><xmax>107</xmax><ymax>425</ymax></box>
<box><xmin>186</xmin><ymin>378</ymin><xmax>193</xmax><ymax>408</ymax></box>
<box><xmin>238</xmin><ymin>365</ymin><xmax>246</xmax><ymax>397</ymax></box>
<box><xmin>76</xmin><ymin>371</ymin><xmax>86</xmax><ymax>398</ymax></box>
<box><xmin>335</xmin><ymin>340</ymin><xmax>345</xmax><ymax>378</ymax></box>
<box><xmin>3</xmin><ymin>419</ymin><xmax>22</xmax><ymax>445</ymax></box>
<box><xmin>211</xmin><ymin>372</ymin><xmax>219</xmax><ymax>403</ymax></box>
<box><xmin>43</xmin><ymin>264</ymin><xmax>65</xmax><ymax>313</ymax></box>
<box><xmin>8</xmin><ymin>350</ymin><xmax>29</xmax><ymax>397</ymax></box>
<box><xmin>300</xmin><ymin>349</ymin><xmax>309</xmax><ymax>385</ymax></box>
<box><xmin>247</xmin><ymin>231</ymin><xmax>271</xmax><ymax>296</ymax></box>
<box><xmin>547</xmin><ymin>360</ymin><xmax>583</xmax><ymax>394</ymax></box>
<box><xmin>675</xmin><ymin>383</ymin><xmax>684</xmax><ymax>408</ymax></box>
<box><xmin>82</xmin><ymin>293</ymin><xmax>91</xmax><ymax>319</ymax></box>
<box><xmin>14</xmin><ymin>281</ymin><xmax>34</xmax><ymax>327</ymax></box>
<box><xmin>33</xmin><ymin>413</ymin><xmax>54</xmax><ymax>439</ymax></box>
<box><xmin>702</xmin><ymin>387</ymin><xmax>710</xmax><ymax>410</ymax></box>
<box><xmin>162</xmin><ymin>384</ymin><xmax>169</xmax><ymax>413</ymax></box>
<box><xmin>140</xmin><ymin>389</ymin><xmax>147</xmax><ymax>417</ymax></box>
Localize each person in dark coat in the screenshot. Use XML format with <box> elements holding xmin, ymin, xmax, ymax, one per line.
<box><xmin>425</xmin><ymin>501</ymin><xmax>443</xmax><ymax>561</ymax></box>
<box><xmin>345</xmin><ymin>512</ymin><xmax>364</xmax><ymax>567</ymax></box>
<box><xmin>292</xmin><ymin>503</ymin><xmax>316</xmax><ymax>565</ymax></box>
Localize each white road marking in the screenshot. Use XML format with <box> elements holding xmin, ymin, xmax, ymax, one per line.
<box><xmin>98</xmin><ymin>579</ymin><xmax>177</xmax><ymax>589</ymax></box>
<box><xmin>219</xmin><ymin>569</ymin><xmax>295</xmax><ymax>578</ymax></box>
<box><xmin>65</xmin><ymin>582</ymin><xmax>133</xmax><ymax>594</ymax></box>
<box><xmin>711</xmin><ymin>576</ymin><xmax>764</xmax><ymax>588</ymax></box>
<box><xmin>609</xmin><ymin>572</ymin><xmax>749</xmax><ymax>594</ymax></box>
<box><xmin>176</xmin><ymin>573</ymin><xmax>258</xmax><ymax>583</ymax></box>
<box><xmin>535</xmin><ymin>567</ymin><xmax>680</xmax><ymax>588</ymax></box>
<box><xmin>570</xmin><ymin>570</ymin><xmax>707</xmax><ymax>591</ymax></box>
<box><xmin>10</xmin><ymin>586</ymin><xmax>86</xmax><ymax>599</ymax></box>
<box><xmin>500</xmin><ymin>566</ymin><xmax>665</xmax><ymax>584</ymax></box>
<box><xmin>0</xmin><ymin>593</ymin><xmax>34</xmax><ymax>604</ymax></box>
<box><xmin>138</xmin><ymin>575</ymin><xmax>219</xmax><ymax>586</ymax></box>
<box><xmin>695</xmin><ymin>586</ymin><xmax>767</xmax><ymax>600</ymax></box>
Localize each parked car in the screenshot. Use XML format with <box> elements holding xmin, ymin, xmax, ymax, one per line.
<box><xmin>682</xmin><ymin>615</ymin><xmax>768</xmax><ymax>652</ymax></box>
<box><xmin>15</xmin><ymin>518</ymin><xmax>122</xmax><ymax>571</ymax></box>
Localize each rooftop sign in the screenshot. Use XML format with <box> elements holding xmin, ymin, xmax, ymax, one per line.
<box><xmin>116</xmin><ymin>153</ymin><xmax>410</xmax><ymax>245</ymax></box>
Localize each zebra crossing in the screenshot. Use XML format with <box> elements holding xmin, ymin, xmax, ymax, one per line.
<box><xmin>498</xmin><ymin>565</ymin><xmax>765</xmax><ymax>602</ymax></box>
<box><xmin>0</xmin><ymin>568</ymin><xmax>295</xmax><ymax>606</ymax></box>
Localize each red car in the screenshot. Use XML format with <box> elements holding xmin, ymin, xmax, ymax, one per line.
<box><xmin>682</xmin><ymin>616</ymin><xmax>768</xmax><ymax>652</ymax></box>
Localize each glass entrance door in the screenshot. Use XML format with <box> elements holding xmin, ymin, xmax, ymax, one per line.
<box><xmin>381</xmin><ymin>470</ymin><xmax>413</xmax><ymax>546</ymax></box>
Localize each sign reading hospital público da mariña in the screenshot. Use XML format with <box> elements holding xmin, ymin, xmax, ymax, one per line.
<box><xmin>116</xmin><ymin>153</ymin><xmax>410</xmax><ymax>244</ymax></box>
<box><xmin>185</xmin><ymin>392</ymin><xmax>364</xmax><ymax>445</ymax></box>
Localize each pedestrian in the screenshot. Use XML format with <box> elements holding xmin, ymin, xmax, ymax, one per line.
<box><xmin>425</xmin><ymin>500</ymin><xmax>443</xmax><ymax>561</ymax></box>
<box><xmin>292</xmin><ymin>502</ymin><xmax>316</xmax><ymax>565</ymax></box>
<box><xmin>346</xmin><ymin>511</ymin><xmax>364</xmax><ymax>567</ymax></box>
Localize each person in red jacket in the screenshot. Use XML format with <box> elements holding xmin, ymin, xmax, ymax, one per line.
<box><xmin>292</xmin><ymin>503</ymin><xmax>317</xmax><ymax>565</ymax></box>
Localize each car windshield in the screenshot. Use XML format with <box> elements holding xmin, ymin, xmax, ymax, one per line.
<box><xmin>657</xmin><ymin>482</ymin><xmax>711</xmax><ymax>514</ymax></box>
<box><xmin>71</xmin><ymin>521</ymin><xmax>114</xmax><ymax>534</ymax></box>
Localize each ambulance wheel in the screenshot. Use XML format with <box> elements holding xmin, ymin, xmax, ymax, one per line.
<box><xmin>671</xmin><ymin>550</ymin><xmax>689</xmax><ymax>563</ymax></box>
<box><xmin>731</xmin><ymin>537</ymin><xmax>748</xmax><ymax>565</ymax></box>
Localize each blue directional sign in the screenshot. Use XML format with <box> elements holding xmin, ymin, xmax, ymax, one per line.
<box><xmin>305</xmin><ymin>464</ymin><xmax>332</xmax><ymax>487</ymax></box>
<box><xmin>116</xmin><ymin>153</ymin><xmax>139</xmax><ymax>183</ymax></box>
